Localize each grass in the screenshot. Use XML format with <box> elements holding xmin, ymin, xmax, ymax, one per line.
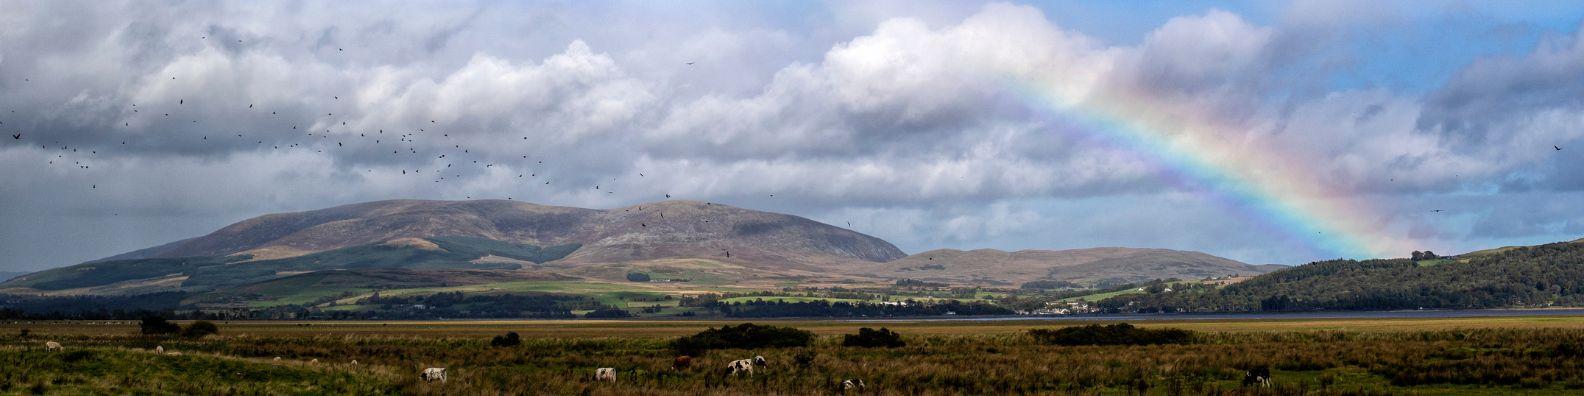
<box><xmin>9</xmin><ymin>316</ymin><xmax>1584</xmax><ymax>394</ymax></box>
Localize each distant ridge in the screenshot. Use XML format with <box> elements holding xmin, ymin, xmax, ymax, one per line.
<box><xmin>857</xmin><ymin>247</ymin><xmax>1272</xmax><ymax>287</ymax></box>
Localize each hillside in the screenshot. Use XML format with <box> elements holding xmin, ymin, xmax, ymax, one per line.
<box><xmin>0</xmin><ymin>199</ymin><xmax>906</xmax><ymax>297</ymax></box>
<box><xmin>858</xmin><ymin>248</ymin><xmax>1271</xmax><ymax>287</ymax></box>
<box><xmin>104</xmin><ymin>199</ymin><xmax>905</xmax><ymax>265</ymax></box>
<box><xmin>0</xmin><ymin>198</ymin><xmax>1270</xmax><ymax>314</ymax></box>
<box><xmin>1100</xmin><ymin>239</ymin><xmax>1584</xmax><ymax>313</ymax></box>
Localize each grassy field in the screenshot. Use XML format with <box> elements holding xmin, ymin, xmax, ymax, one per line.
<box><xmin>7</xmin><ymin>315</ymin><xmax>1584</xmax><ymax>394</ymax></box>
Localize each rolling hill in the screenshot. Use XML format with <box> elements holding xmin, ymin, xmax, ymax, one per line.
<box><xmin>1100</xmin><ymin>238</ymin><xmax>1584</xmax><ymax>313</ymax></box>
<box><xmin>858</xmin><ymin>248</ymin><xmax>1275</xmax><ymax>287</ymax></box>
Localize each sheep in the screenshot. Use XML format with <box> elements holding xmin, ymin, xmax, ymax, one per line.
<box><xmin>1243</xmin><ymin>367</ymin><xmax>1272</xmax><ymax>388</ymax></box>
<box><xmin>155</xmin><ymin>345</ymin><xmax>164</xmax><ymax>354</ymax></box>
<box><xmin>843</xmin><ymin>379</ymin><xmax>866</xmax><ymax>391</ymax></box>
<box><xmin>727</xmin><ymin>356</ymin><xmax>766</xmax><ymax>376</ymax></box>
<box><xmin>44</xmin><ymin>341</ymin><xmax>62</xmax><ymax>351</ymax></box>
<box><xmin>421</xmin><ymin>367</ymin><xmax>447</xmax><ymax>383</ymax></box>
<box><xmin>595</xmin><ymin>367</ymin><xmax>617</xmax><ymax>382</ymax></box>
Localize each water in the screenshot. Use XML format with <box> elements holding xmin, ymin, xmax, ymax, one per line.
<box><xmin>842</xmin><ymin>308</ymin><xmax>1584</xmax><ymax>322</ymax></box>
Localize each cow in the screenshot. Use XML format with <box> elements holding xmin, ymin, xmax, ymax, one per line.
<box><xmin>1243</xmin><ymin>366</ymin><xmax>1272</xmax><ymax>388</ymax></box>
<box><xmin>673</xmin><ymin>355</ymin><xmax>692</xmax><ymax>371</ymax></box>
<box><xmin>155</xmin><ymin>345</ymin><xmax>164</xmax><ymax>354</ymax></box>
<box><xmin>843</xmin><ymin>379</ymin><xmax>866</xmax><ymax>391</ymax></box>
<box><xmin>595</xmin><ymin>367</ymin><xmax>617</xmax><ymax>382</ymax></box>
<box><xmin>44</xmin><ymin>341</ymin><xmax>62</xmax><ymax>351</ymax></box>
<box><xmin>421</xmin><ymin>367</ymin><xmax>447</xmax><ymax>383</ymax></box>
<box><xmin>727</xmin><ymin>355</ymin><xmax>767</xmax><ymax>376</ymax></box>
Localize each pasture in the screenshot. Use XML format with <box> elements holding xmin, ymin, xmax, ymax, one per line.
<box><xmin>6</xmin><ymin>315</ymin><xmax>1584</xmax><ymax>394</ymax></box>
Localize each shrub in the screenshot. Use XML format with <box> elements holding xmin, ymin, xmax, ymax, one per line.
<box><xmin>626</xmin><ymin>272</ymin><xmax>651</xmax><ymax>282</ymax></box>
<box><xmin>1027</xmin><ymin>323</ymin><xmax>1194</xmax><ymax>346</ymax></box>
<box><xmin>491</xmin><ymin>331</ymin><xmax>522</xmax><ymax>347</ymax></box>
<box><xmin>671</xmin><ymin>323</ymin><xmax>814</xmax><ymax>355</ymax></box>
<box><xmin>793</xmin><ymin>350</ymin><xmax>816</xmax><ymax>369</ymax></box>
<box><xmin>139</xmin><ymin>316</ymin><xmax>180</xmax><ymax>335</ymax></box>
<box><xmin>181</xmin><ymin>320</ymin><xmax>219</xmax><ymax>338</ymax></box>
<box><xmin>842</xmin><ymin>327</ymin><xmax>905</xmax><ymax>348</ymax></box>
<box><xmin>584</xmin><ymin>308</ymin><xmax>632</xmax><ymax>318</ymax></box>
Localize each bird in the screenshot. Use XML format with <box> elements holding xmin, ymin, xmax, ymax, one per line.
<box><xmin>1431</xmin><ymin>209</ymin><xmax>1445</xmax><ymax>213</ymax></box>
<box><xmin>1557</xmin><ymin>145</ymin><xmax>1563</xmax><ymax>151</ymax></box>
<box><xmin>10</xmin><ymin>133</ymin><xmax>18</xmax><ymax>140</ymax></box>
<box><xmin>686</xmin><ymin>61</ymin><xmax>694</xmax><ymax>66</ymax></box>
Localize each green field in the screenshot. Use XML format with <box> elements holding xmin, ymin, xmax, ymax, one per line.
<box><xmin>7</xmin><ymin>316</ymin><xmax>1584</xmax><ymax>394</ymax></box>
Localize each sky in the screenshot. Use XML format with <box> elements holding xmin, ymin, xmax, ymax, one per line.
<box><xmin>2</xmin><ymin>1</ymin><xmax>1583</xmax><ymax>271</ymax></box>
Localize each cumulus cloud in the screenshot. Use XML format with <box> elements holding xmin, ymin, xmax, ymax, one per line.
<box><xmin>1</xmin><ymin>1</ymin><xmax>1581</xmax><ymax>270</ymax></box>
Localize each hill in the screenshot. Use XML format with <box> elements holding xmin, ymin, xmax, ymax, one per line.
<box><xmin>1100</xmin><ymin>238</ymin><xmax>1584</xmax><ymax>313</ymax></box>
<box><xmin>857</xmin><ymin>248</ymin><xmax>1272</xmax><ymax>287</ymax></box>
<box><xmin>0</xmin><ymin>198</ymin><xmax>1268</xmax><ymax>315</ymax></box>
<box><xmin>103</xmin><ymin>199</ymin><xmax>905</xmax><ymax>265</ymax></box>
<box><xmin>0</xmin><ymin>199</ymin><xmax>906</xmax><ymax>296</ymax></box>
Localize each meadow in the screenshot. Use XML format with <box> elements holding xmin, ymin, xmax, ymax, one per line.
<box><xmin>5</xmin><ymin>316</ymin><xmax>1584</xmax><ymax>394</ymax></box>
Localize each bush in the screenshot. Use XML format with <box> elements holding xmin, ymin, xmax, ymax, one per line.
<box><xmin>1027</xmin><ymin>323</ymin><xmax>1194</xmax><ymax>346</ymax></box>
<box><xmin>491</xmin><ymin>331</ymin><xmax>522</xmax><ymax>347</ymax></box>
<box><xmin>793</xmin><ymin>350</ymin><xmax>816</xmax><ymax>368</ymax></box>
<box><xmin>139</xmin><ymin>316</ymin><xmax>180</xmax><ymax>335</ymax></box>
<box><xmin>181</xmin><ymin>320</ymin><xmax>219</xmax><ymax>338</ymax></box>
<box><xmin>842</xmin><ymin>327</ymin><xmax>905</xmax><ymax>348</ymax></box>
<box><xmin>626</xmin><ymin>272</ymin><xmax>651</xmax><ymax>282</ymax></box>
<box><xmin>671</xmin><ymin>323</ymin><xmax>814</xmax><ymax>355</ymax></box>
<box><xmin>584</xmin><ymin>308</ymin><xmax>632</xmax><ymax>318</ymax></box>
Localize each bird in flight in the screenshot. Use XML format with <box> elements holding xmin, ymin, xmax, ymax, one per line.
<box><xmin>686</xmin><ymin>61</ymin><xmax>694</xmax><ymax>66</ymax></box>
<box><xmin>1431</xmin><ymin>209</ymin><xmax>1445</xmax><ymax>213</ymax></box>
<box><xmin>10</xmin><ymin>133</ymin><xmax>19</xmax><ymax>140</ymax></box>
<box><xmin>1557</xmin><ymin>145</ymin><xmax>1563</xmax><ymax>151</ymax></box>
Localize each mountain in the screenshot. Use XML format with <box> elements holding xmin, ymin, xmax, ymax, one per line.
<box><xmin>0</xmin><ymin>199</ymin><xmax>906</xmax><ymax>297</ymax></box>
<box><xmin>1100</xmin><ymin>238</ymin><xmax>1584</xmax><ymax>313</ymax></box>
<box><xmin>0</xmin><ymin>199</ymin><xmax>1264</xmax><ymax>310</ymax></box>
<box><xmin>855</xmin><ymin>248</ymin><xmax>1273</xmax><ymax>287</ymax></box>
<box><xmin>104</xmin><ymin>199</ymin><xmax>904</xmax><ymax>266</ymax></box>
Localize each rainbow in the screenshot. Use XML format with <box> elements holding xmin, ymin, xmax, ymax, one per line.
<box><xmin>1006</xmin><ymin>77</ymin><xmax>1414</xmax><ymax>261</ymax></box>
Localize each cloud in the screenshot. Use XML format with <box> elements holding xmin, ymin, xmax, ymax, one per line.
<box><xmin>1</xmin><ymin>2</ymin><xmax>1581</xmax><ymax>270</ymax></box>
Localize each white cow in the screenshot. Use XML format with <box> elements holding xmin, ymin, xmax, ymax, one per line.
<box><xmin>595</xmin><ymin>367</ymin><xmax>617</xmax><ymax>382</ymax></box>
<box><xmin>843</xmin><ymin>379</ymin><xmax>866</xmax><ymax>390</ymax></box>
<box><xmin>44</xmin><ymin>341</ymin><xmax>62</xmax><ymax>351</ymax></box>
<box><xmin>727</xmin><ymin>355</ymin><xmax>767</xmax><ymax>376</ymax></box>
<box><xmin>421</xmin><ymin>367</ymin><xmax>447</xmax><ymax>383</ymax></box>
